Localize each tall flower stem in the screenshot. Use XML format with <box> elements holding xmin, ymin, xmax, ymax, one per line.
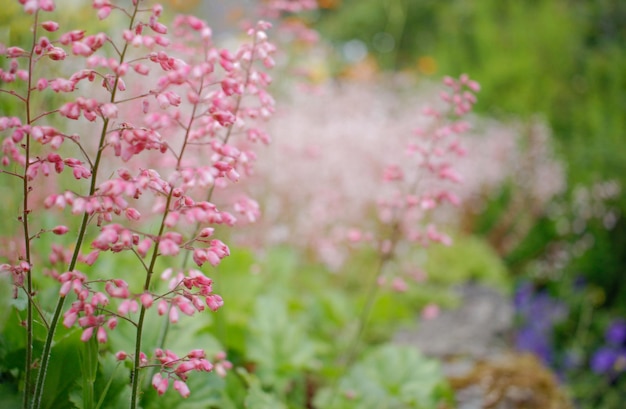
<box><xmin>21</xmin><ymin>10</ymin><xmax>40</xmax><ymax>409</ymax></box>
<box><xmin>30</xmin><ymin>4</ymin><xmax>141</xmax><ymax>408</ymax></box>
<box><xmin>130</xmin><ymin>74</ymin><xmax>204</xmax><ymax>408</ymax></box>
<box><xmin>152</xmin><ymin>29</ymin><xmax>260</xmax><ymax>358</ymax></box>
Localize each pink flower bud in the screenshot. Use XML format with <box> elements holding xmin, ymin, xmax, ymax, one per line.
<box><xmin>169</xmin><ymin>306</ymin><xmax>179</xmax><ymax>323</ymax></box>
<box><xmin>174</xmin><ymin>361</ymin><xmax>195</xmax><ymax>374</ymax></box>
<box><xmin>6</xmin><ymin>47</ymin><xmax>26</xmax><ymax>58</ymax></box>
<box><xmin>99</xmin><ymin>103</ymin><xmax>118</xmax><ymax>119</ymax></box>
<box><xmin>81</xmin><ymin>327</ymin><xmax>94</xmax><ymax>342</ymax></box>
<box><xmin>140</xmin><ymin>292</ymin><xmax>153</xmax><ymax>308</ymax></box>
<box><xmin>133</xmin><ymin>63</ymin><xmax>149</xmax><ymax>75</ymax></box>
<box><xmin>152</xmin><ymin>373</ymin><xmax>169</xmax><ymax>395</ymax></box>
<box><xmin>157</xmin><ymin>299</ymin><xmax>168</xmax><ymax>316</ymax></box>
<box><xmin>63</xmin><ymin>311</ymin><xmax>77</xmax><ymax>327</ymax></box>
<box><xmin>173</xmin><ymin>380</ymin><xmax>190</xmax><ymax>398</ymax></box>
<box><xmin>52</xmin><ymin>225</ymin><xmax>69</xmax><ymax>235</ymax></box>
<box><xmin>187</xmin><ymin>15</ymin><xmax>205</xmax><ymax>31</ymax></box>
<box><xmin>118</xmin><ymin>299</ymin><xmax>138</xmax><ymax>315</ymax></box>
<box><xmin>39</xmin><ymin>0</ymin><xmax>55</xmax><ymax>11</ymax></box>
<box><xmin>97</xmin><ymin>6</ymin><xmax>112</xmax><ymax>20</ymax></box>
<box><xmin>59</xmin><ymin>280</ymin><xmax>72</xmax><ymax>297</ymax></box>
<box><xmin>199</xmin><ymin>227</ymin><xmax>214</xmax><ymax>238</ymax></box>
<box><xmin>96</xmin><ymin>327</ymin><xmax>107</xmax><ymax>343</ymax></box>
<box><xmin>107</xmin><ymin>317</ymin><xmax>118</xmax><ymax>330</ymax></box>
<box><xmin>72</xmin><ymin>41</ymin><xmax>93</xmax><ymax>56</ymax></box>
<box><xmin>206</xmin><ymin>294</ymin><xmax>224</xmax><ymax>311</ymax></box>
<box><xmin>36</xmin><ymin>78</ymin><xmax>49</xmax><ymax>90</ymax></box>
<box><xmin>41</xmin><ymin>21</ymin><xmax>59</xmax><ymax>32</ymax></box>
<box><xmin>158</xmin><ymin>239</ymin><xmax>180</xmax><ymax>256</ymax></box>
<box><xmin>187</xmin><ymin>349</ymin><xmax>206</xmax><ymax>359</ymax></box>
<box><xmin>125</xmin><ymin>207</ymin><xmax>141</xmax><ymax>221</ymax></box>
<box><xmin>150</xmin><ymin>22</ymin><xmax>167</xmax><ymax>34</ymax></box>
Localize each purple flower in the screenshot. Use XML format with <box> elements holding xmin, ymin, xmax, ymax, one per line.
<box><xmin>605</xmin><ymin>319</ymin><xmax>626</xmax><ymax>346</ymax></box>
<box><xmin>591</xmin><ymin>347</ymin><xmax>618</xmax><ymax>374</ymax></box>
<box><xmin>516</xmin><ymin>326</ymin><xmax>553</xmax><ymax>364</ymax></box>
<box><xmin>514</xmin><ymin>282</ymin><xmax>534</xmax><ymax>310</ymax></box>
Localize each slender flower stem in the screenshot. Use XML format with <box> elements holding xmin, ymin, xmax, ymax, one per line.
<box><xmin>327</xmin><ymin>221</ymin><xmax>401</xmax><ymax>407</ymax></box>
<box><xmin>154</xmin><ymin>29</ymin><xmax>260</xmax><ymax>359</ymax></box>
<box><xmin>130</xmin><ymin>71</ymin><xmax>205</xmax><ymax>409</ymax></box>
<box><xmin>21</xmin><ymin>10</ymin><xmax>40</xmax><ymax>409</ymax></box>
<box><xmin>30</xmin><ymin>4</ymin><xmax>140</xmax><ymax>408</ymax></box>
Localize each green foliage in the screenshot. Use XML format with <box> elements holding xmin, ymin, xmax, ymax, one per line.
<box><xmin>40</xmin><ymin>330</ymin><xmax>83</xmax><ymax>409</ymax></box>
<box><xmin>314</xmin><ymin>343</ymin><xmax>453</xmax><ymax>409</ymax></box>
<box><xmin>239</xmin><ymin>368</ymin><xmax>288</xmax><ymax>409</ymax></box>
<box><xmin>245</xmin><ymin>296</ymin><xmax>318</xmax><ymax>394</ymax></box>
<box><xmin>425</xmin><ymin>233</ymin><xmax>511</xmax><ymax>291</ymax></box>
<box><xmin>69</xmin><ymin>354</ymin><xmax>131</xmax><ymax>409</ymax></box>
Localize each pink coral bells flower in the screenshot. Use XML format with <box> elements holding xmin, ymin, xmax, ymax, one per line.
<box><xmin>140</xmin><ymin>292</ymin><xmax>153</xmax><ymax>308</ymax></box>
<box><xmin>173</xmin><ymin>380</ymin><xmax>190</xmax><ymax>398</ymax></box>
<box><xmin>96</xmin><ymin>326</ymin><xmax>107</xmax><ymax>343</ymax></box>
<box><xmin>52</xmin><ymin>225</ymin><xmax>69</xmax><ymax>235</ymax></box>
<box><xmin>1</xmin><ymin>0</ymin><xmax>282</xmax><ymax>405</ymax></box>
<box><xmin>41</xmin><ymin>21</ymin><xmax>60</xmax><ymax>32</ymax></box>
<box><xmin>152</xmin><ymin>373</ymin><xmax>169</xmax><ymax>396</ymax></box>
<box><xmin>97</xmin><ymin>6</ymin><xmax>112</xmax><ymax>20</ymax></box>
<box><xmin>80</xmin><ymin>327</ymin><xmax>94</xmax><ymax>342</ymax></box>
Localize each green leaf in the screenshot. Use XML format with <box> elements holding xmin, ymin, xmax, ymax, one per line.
<box><xmin>314</xmin><ymin>344</ymin><xmax>452</xmax><ymax>409</ymax></box>
<box><xmin>41</xmin><ymin>330</ymin><xmax>84</xmax><ymax>409</ymax></box>
<box><xmin>244</xmin><ymin>382</ymin><xmax>287</xmax><ymax>409</ymax></box>
<box><xmin>0</xmin><ymin>383</ymin><xmax>22</xmax><ymax>408</ymax></box>
<box><xmin>238</xmin><ymin>368</ymin><xmax>287</xmax><ymax>409</ymax></box>
<box><xmin>245</xmin><ymin>295</ymin><xmax>318</xmax><ymax>392</ymax></box>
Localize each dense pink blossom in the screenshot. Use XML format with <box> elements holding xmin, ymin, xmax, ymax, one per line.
<box><xmin>1</xmin><ymin>0</ymin><xmax>278</xmax><ymax>405</ymax></box>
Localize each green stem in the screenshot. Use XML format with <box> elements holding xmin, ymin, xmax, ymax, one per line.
<box><xmin>327</xmin><ymin>220</ymin><xmax>401</xmax><ymax>406</ymax></box>
<box><xmin>30</xmin><ymin>3</ymin><xmax>139</xmax><ymax>407</ymax></box>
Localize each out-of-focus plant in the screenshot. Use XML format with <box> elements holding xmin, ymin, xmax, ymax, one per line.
<box><xmin>513</xmin><ymin>278</ymin><xmax>626</xmax><ymax>409</ymax></box>
<box><xmin>254</xmin><ymin>73</ymin><xmax>481</xmax><ymax>406</ymax></box>
<box><xmin>314</xmin><ymin>344</ymin><xmax>453</xmax><ymax>409</ymax></box>
<box><xmin>511</xmin><ymin>180</ymin><xmax>624</xmax><ymax>408</ymax></box>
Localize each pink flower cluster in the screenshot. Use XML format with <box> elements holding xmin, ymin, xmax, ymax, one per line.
<box><xmin>375</xmin><ymin>75</ymin><xmax>479</xmax><ymax>238</ymax></box>
<box><xmin>144</xmin><ymin>349</ymin><xmax>232</xmax><ymax>397</ymax></box>
<box><xmin>1</xmin><ymin>0</ymin><xmax>277</xmax><ymax>402</ymax></box>
<box><xmin>245</xmin><ymin>76</ymin><xmax>479</xmax><ymax>282</ymax></box>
